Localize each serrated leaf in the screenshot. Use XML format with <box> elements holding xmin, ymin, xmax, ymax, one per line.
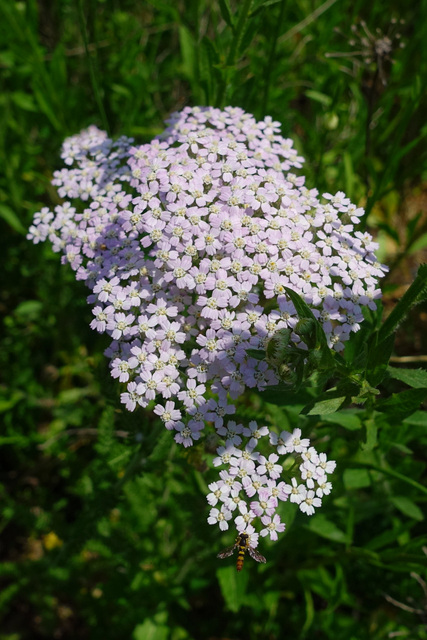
<box><xmin>246</xmin><ymin>348</ymin><xmax>266</xmax><ymax>360</ymax></box>
<box><xmin>306</xmin><ymin>514</ymin><xmax>349</xmax><ymax>544</ymax></box>
<box><xmin>387</xmin><ymin>366</ymin><xmax>427</xmax><ymax>389</ymax></box>
<box><xmin>366</xmin><ymin>333</ymin><xmax>395</xmax><ymax>386</ymax></box>
<box><xmin>216</xmin><ymin>565</ymin><xmax>249</xmax><ymax>612</ymax></box>
<box><xmin>302</xmin><ymin>389</ymin><xmax>346</xmax><ymax>416</ymax></box>
<box><xmin>376</xmin><ymin>388</ymin><xmax>427</xmax><ymax>420</ymax></box>
<box><xmin>391</xmin><ymin>496</ymin><xmax>424</xmax><ymax>521</ymax></box>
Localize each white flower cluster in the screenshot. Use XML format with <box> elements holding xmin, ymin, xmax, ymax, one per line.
<box><xmin>207</xmin><ymin>424</ymin><xmax>335</xmax><ymax>545</ymax></box>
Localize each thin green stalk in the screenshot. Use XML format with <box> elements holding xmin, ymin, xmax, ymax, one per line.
<box><xmin>277</xmin><ymin>0</ymin><xmax>339</xmax><ymax>45</ymax></box>
<box><xmin>216</xmin><ymin>0</ymin><xmax>254</xmax><ymax>108</ymax></box>
<box><xmin>261</xmin><ymin>0</ymin><xmax>286</xmax><ymax>116</ymax></box>
<box><xmin>348</xmin><ymin>462</ymin><xmax>427</xmax><ymax>497</ymax></box>
<box><xmin>77</xmin><ymin>0</ymin><xmax>110</xmax><ymax>133</ymax></box>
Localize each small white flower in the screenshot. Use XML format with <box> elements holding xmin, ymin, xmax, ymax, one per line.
<box><xmin>299</xmin><ymin>490</ymin><xmax>322</xmax><ymax>516</ymax></box>
<box><xmin>207</xmin><ymin>506</ymin><xmax>232</xmax><ymax>531</ymax></box>
<box><xmin>284</xmin><ymin>477</ymin><xmax>306</xmax><ymax>504</ymax></box>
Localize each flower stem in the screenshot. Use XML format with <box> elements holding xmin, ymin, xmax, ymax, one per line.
<box><xmin>77</xmin><ymin>0</ymin><xmax>110</xmax><ymax>134</ymax></box>
<box><xmin>216</xmin><ymin>0</ymin><xmax>254</xmax><ymax>108</ymax></box>
<box><xmin>261</xmin><ymin>0</ymin><xmax>286</xmax><ymax>116</ymax></box>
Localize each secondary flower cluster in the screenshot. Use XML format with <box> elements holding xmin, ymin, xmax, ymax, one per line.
<box><xmin>208</xmin><ymin>423</ymin><xmax>335</xmax><ymax>546</ymax></box>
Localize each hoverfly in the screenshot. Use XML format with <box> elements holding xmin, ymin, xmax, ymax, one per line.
<box><xmin>217</xmin><ymin>532</ymin><xmax>266</xmax><ymax>571</ymax></box>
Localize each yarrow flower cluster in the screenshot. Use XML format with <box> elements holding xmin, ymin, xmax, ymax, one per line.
<box><xmin>28</xmin><ymin>106</ymin><xmax>386</xmax><ymax>544</ymax></box>
<box><xmin>207</xmin><ymin>425</ymin><xmax>335</xmax><ymax>546</ymax></box>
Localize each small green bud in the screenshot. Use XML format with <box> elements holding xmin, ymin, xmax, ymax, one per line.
<box><xmin>266</xmin><ymin>328</ymin><xmax>291</xmax><ymax>363</ymax></box>
<box><xmin>295</xmin><ymin>318</ymin><xmax>317</xmax><ymax>348</ymax></box>
<box><xmin>277</xmin><ymin>363</ymin><xmax>297</xmax><ymax>384</ymax></box>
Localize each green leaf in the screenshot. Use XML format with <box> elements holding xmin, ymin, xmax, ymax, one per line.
<box><xmin>306</xmin><ymin>514</ymin><xmax>349</xmax><ymax>544</ymax></box>
<box><xmin>32</xmin><ymin>83</ymin><xmax>62</xmax><ymax>131</ymax></box>
<box><xmin>216</xmin><ymin>565</ymin><xmax>249</xmax><ymax>612</ymax></box>
<box><xmin>13</xmin><ymin>299</ymin><xmax>43</xmax><ymax>319</ymax></box>
<box><xmin>133</xmin><ymin>619</ymin><xmax>169</xmax><ymax>640</ymax></box>
<box><xmin>250</xmin><ymin>0</ymin><xmax>283</xmax><ymax>17</ymax></box>
<box><xmin>246</xmin><ymin>348</ymin><xmax>266</xmax><ymax>360</ymax></box>
<box><xmin>11</xmin><ymin>90</ymin><xmax>38</xmax><ymax>111</ymax></box>
<box><xmin>302</xmin><ymin>389</ymin><xmax>346</xmax><ymax>416</ymax></box>
<box><xmin>408</xmin><ymin>231</ymin><xmax>427</xmax><ymax>255</ymax></box>
<box><xmin>365</xmin><ymin>524</ymin><xmax>412</xmax><ymax>551</ymax></box>
<box><xmin>366</xmin><ymin>333</ymin><xmax>395</xmax><ymax>387</ymax></box>
<box><xmin>387</xmin><ymin>366</ymin><xmax>427</xmax><ymax>389</ymax></box>
<box><xmin>403</xmin><ymin>410</ymin><xmax>427</xmax><ymax>427</ymax></box>
<box><xmin>238</xmin><ymin>19</ymin><xmax>259</xmax><ymax>56</ymax></box>
<box><xmin>178</xmin><ymin>25</ymin><xmax>196</xmax><ymax>81</ymax></box>
<box><xmin>343</xmin><ymin>468</ymin><xmax>371</xmax><ymax>490</ymax></box>
<box><xmin>305</xmin><ymin>90</ymin><xmax>332</xmax><ymax>106</ymax></box>
<box><xmin>0</xmin><ymin>203</ymin><xmax>26</xmax><ymax>234</ymax></box>
<box><xmin>321</xmin><ymin>411</ymin><xmax>361</xmax><ymax>430</ymax></box>
<box><xmin>218</xmin><ymin>0</ymin><xmax>234</xmax><ymax>27</ymax></box>
<box><xmin>199</xmin><ymin>37</ymin><xmax>220</xmax><ymax>104</ymax></box>
<box><xmin>260</xmin><ymin>384</ymin><xmax>314</xmax><ymax>407</ymax></box>
<box><xmin>390</xmin><ymin>496</ymin><xmax>424</xmax><ymax>521</ymax></box>
<box><xmin>376</xmin><ymin>388</ymin><xmax>427</xmax><ymax>420</ymax></box>
<box><xmin>376</xmin><ymin>221</ymin><xmax>400</xmax><ymax>244</ymax></box>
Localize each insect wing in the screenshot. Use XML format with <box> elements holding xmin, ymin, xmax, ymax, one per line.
<box><xmin>217</xmin><ymin>543</ymin><xmax>237</xmax><ymax>559</ymax></box>
<box><xmin>248</xmin><ymin>545</ymin><xmax>266</xmax><ymax>564</ymax></box>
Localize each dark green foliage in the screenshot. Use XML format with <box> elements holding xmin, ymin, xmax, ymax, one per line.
<box><xmin>1</xmin><ymin>0</ymin><xmax>427</xmax><ymax>638</ymax></box>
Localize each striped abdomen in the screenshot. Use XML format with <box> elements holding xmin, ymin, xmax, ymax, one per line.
<box><xmin>236</xmin><ymin>546</ymin><xmax>246</xmax><ymax>572</ymax></box>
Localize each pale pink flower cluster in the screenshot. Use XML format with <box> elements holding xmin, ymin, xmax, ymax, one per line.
<box><xmin>28</xmin><ymin>106</ymin><xmax>384</xmax><ymax>543</ymax></box>
<box><xmin>207</xmin><ymin>424</ymin><xmax>335</xmax><ymax>543</ymax></box>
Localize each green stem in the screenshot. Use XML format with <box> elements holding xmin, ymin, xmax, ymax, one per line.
<box><xmin>77</xmin><ymin>0</ymin><xmax>110</xmax><ymax>133</ymax></box>
<box><xmin>261</xmin><ymin>0</ymin><xmax>286</xmax><ymax>116</ymax></box>
<box><xmin>216</xmin><ymin>0</ymin><xmax>254</xmax><ymax>108</ymax></box>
